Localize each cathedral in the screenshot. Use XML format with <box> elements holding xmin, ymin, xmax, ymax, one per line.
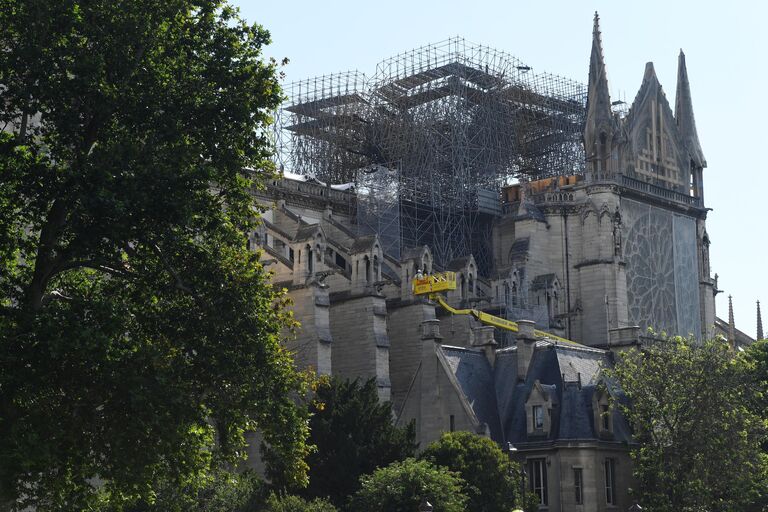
<box><xmin>252</xmin><ymin>14</ymin><xmax>719</xmax><ymax>511</ymax></box>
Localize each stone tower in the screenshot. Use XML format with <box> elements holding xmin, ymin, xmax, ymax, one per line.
<box><xmin>582</xmin><ymin>16</ymin><xmax>716</xmax><ymax>340</ymax></box>
<box><xmin>493</xmin><ymin>14</ymin><xmax>716</xmax><ymax>345</ymax></box>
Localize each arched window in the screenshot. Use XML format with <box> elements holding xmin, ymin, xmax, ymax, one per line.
<box><xmin>373</xmin><ymin>255</ymin><xmax>380</xmax><ymax>282</ymax></box>
<box><xmin>460</xmin><ymin>274</ymin><xmax>467</xmax><ymax>300</ymax></box>
<box><xmin>503</xmin><ymin>282</ymin><xmax>510</xmax><ymax>305</ymax></box>
<box><xmin>364</xmin><ymin>256</ymin><xmax>371</xmax><ymax>283</ymax></box>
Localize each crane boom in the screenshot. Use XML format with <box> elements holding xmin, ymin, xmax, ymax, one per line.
<box><xmin>413</xmin><ymin>272</ymin><xmax>580</xmax><ymax>346</ymax></box>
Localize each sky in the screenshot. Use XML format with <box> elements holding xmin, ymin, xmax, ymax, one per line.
<box><xmin>234</xmin><ymin>0</ymin><xmax>768</xmax><ymax>339</ymax></box>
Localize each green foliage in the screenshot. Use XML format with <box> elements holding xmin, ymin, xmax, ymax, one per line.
<box><xmin>96</xmin><ymin>469</ymin><xmax>266</xmax><ymax>512</ymax></box>
<box><xmin>288</xmin><ymin>377</ymin><xmax>416</xmax><ymax>506</ymax></box>
<box><xmin>608</xmin><ymin>336</ymin><xmax>767</xmax><ymax>512</ymax></box>
<box><xmin>348</xmin><ymin>458</ymin><xmax>467</xmax><ymax>512</ymax></box>
<box><xmin>420</xmin><ymin>431</ymin><xmax>520</xmax><ymax>512</ymax></box>
<box><xmin>0</xmin><ymin>1</ymin><xmax>310</xmax><ymax>509</ymax></box>
<box><xmin>262</xmin><ymin>493</ymin><xmax>338</xmax><ymax>512</ymax></box>
<box><xmin>739</xmin><ymin>339</ymin><xmax>768</xmax><ymax>421</ymax></box>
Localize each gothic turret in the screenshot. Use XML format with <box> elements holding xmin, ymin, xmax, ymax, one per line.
<box><xmin>758</xmin><ymin>300</ymin><xmax>764</xmax><ymax>340</ymax></box>
<box><xmin>584</xmin><ymin>12</ymin><xmax>617</xmax><ymax>179</ymax></box>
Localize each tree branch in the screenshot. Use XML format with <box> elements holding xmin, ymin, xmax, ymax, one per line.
<box><xmin>56</xmin><ymin>259</ymin><xmax>136</xmax><ymax>279</ymax></box>
<box><xmin>26</xmin><ymin>198</ymin><xmax>69</xmax><ymax>311</ymax></box>
<box><xmin>150</xmin><ymin>242</ymin><xmax>193</xmax><ymax>294</ymax></box>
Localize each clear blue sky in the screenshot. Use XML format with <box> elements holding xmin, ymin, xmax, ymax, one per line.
<box><xmin>234</xmin><ymin>0</ymin><xmax>767</xmax><ymax>339</ymax></box>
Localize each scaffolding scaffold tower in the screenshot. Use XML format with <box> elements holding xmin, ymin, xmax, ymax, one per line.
<box><xmin>275</xmin><ymin>37</ymin><xmax>587</xmax><ymax>275</ymax></box>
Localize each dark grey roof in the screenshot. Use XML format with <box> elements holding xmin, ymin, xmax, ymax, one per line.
<box><xmin>555</xmin><ymin>344</ymin><xmax>604</xmax><ymax>385</ymax></box>
<box><xmin>446</xmin><ymin>256</ymin><xmax>473</xmax><ymax>271</ymax></box>
<box><xmin>294</xmin><ymin>224</ymin><xmax>321</xmax><ymax>243</ymax></box>
<box><xmin>349</xmin><ymin>235</ymin><xmax>378</xmax><ymax>254</ymax></box>
<box><xmin>509</xmin><ymin>238</ymin><xmax>530</xmax><ymax>262</ymax></box>
<box><xmin>514</xmin><ymin>201</ymin><xmax>546</xmax><ymax>222</ymax></box>
<box><xmin>494</xmin><ymin>342</ymin><xmax>631</xmax><ymax>445</ymax></box>
<box><xmin>400</xmin><ymin>245</ymin><xmax>427</xmax><ymax>262</ymax></box>
<box><xmin>435</xmin><ymin>335</ymin><xmax>632</xmax><ymax>447</ymax></box>
<box><xmin>530</xmin><ymin>273</ymin><xmax>557</xmax><ymax>291</ymax></box>
<box><xmin>441</xmin><ymin>347</ymin><xmax>503</xmax><ymax>442</ymax></box>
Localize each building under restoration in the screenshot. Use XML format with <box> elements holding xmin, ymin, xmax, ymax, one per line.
<box><xmin>253</xmin><ymin>14</ymin><xmax>722</xmax><ymax>512</ymax></box>
<box><xmin>275</xmin><ymin>36</ymin><xmax>586</xmax><ymax>274</ymax></box>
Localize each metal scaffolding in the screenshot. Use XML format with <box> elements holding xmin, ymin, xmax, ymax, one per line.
<box><xmin>275</xmin><ymin>37</ymin><xmax>587</xmax><ymax>274</ymax></box>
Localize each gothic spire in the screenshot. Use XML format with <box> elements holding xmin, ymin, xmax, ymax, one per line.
<box><xmin>728</xmin><ymin>295</ymin><xmax>736</xmax><ymax>346</ymax></box>
<box><xmin>675</xmin><ymin>50</ymin><xmax>706</xmax><ymax>168</ymax></box>
<box><xmin>584</xmin><ymin>12</ymin><xmax>613</xmax><ymax>146</ymax></box>
<box><xmin>758</xmin><ymin>300</ymin><xmax>764</xmax><ymax>340</ymax></box>
<box><xmin>584</xmin><ymin>12</ymin><xmax>616</xmax><ymax>172</ymax></box>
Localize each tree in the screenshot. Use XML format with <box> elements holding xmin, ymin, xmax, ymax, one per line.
<box><xmin>736</xmin><ymin>339</ymin><xmax>768</xmax><ymax>510</ymax></box>
<box><xmin>348</xmin><ymin>458</ymin><xmax>467</xmax><ymax>512</ymax></box>
<box><xmin>739</xmin><ymin>339</ymin><xmax>768</xmax><ymax>426</ymax></box>
<box><xmin>420</xmin><ymin>431</ymin><xmax>522</xmax><ymax>512</ymax></box>
<box><xmin>97</xmin><ymin>469</ymin><xmax>266</xmax><ymax>512</ymax></box>
<box><xmin>0</xmin><ymin>1</ymin><xmax>310</xmax><ymax>509</ymax></box>
<box><xmin>608</xmin><ymin>336</ymin><xmax>767</xmax><ymax>512</ymax></box>
<box><xmin>292</xmin><ymin>377</ymin><xmax>415</xmax><ymax>506</ymax></box>
<box><xmin>262</xmin><ymin>494</ymin><xmax>337</xmax><ymax>512</ymax></box>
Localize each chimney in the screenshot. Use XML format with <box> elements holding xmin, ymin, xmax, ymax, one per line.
<box><xmin>516</xmin><ymin>320</ymin><xmax>537</xmax><ymax>381</ymax></box>
<box><xmin>471</xmin><ymin>326</ymin><xmax>498</xmax><ymax>367</ymax></box>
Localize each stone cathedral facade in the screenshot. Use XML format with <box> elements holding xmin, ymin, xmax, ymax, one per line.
<box><xmin>250</xmin><ymin>15</ymin><xmax>716</xmax><ymax>512</ymax></box>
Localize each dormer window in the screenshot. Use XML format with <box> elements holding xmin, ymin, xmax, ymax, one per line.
<box><xmin>526</xmin><ymin>380</ymin><xmax>554</xmax><ymax>435</ymax></box>
<box><xmin>593</xmin><ymin>388</ymin><xmax>613</xmax><ymax>437</ymax></box>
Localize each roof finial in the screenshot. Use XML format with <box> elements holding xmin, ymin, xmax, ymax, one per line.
<box><xmin>758</xmin><ymin>300</ymin><xmax>764</xmax><ymax>340</ymax></box>
<box><xmin>675</xmin><ymin>49</ymin><xmax>706</xmax><ymax>168</ymax></box>
<box><xmin>728</xmin><ymin>295</ymin><xmax>736</xmax><ymax>347</ymax></box>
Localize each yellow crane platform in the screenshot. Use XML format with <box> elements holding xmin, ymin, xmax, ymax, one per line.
<box><xmin>412</xmin><ymin>272</ymin><xmax>579</xmax><ymax>346</ymax></box>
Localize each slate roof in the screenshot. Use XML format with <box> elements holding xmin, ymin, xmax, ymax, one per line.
<box><xmin>400</xmin><ymin>245</ymin><xmax>428</xmax><ymax>262</ymax></box>
<box><xmin>293</xmin><ymin>224</ymin><xmax>321</xmax><ymax>243</ymax></box>
<box><xmin>439</xmin><ymin>339</ymin><xmax>632</xmax><ymax>446</ymax></box>
<box><xmin>446</xmin><ymin>256</ymin><xmax>473</xmax><ymax>271</ymax></box>
<box><xmin>441</xmin><ymin>346</ymin><xmax>503</xmax><ymax>441</ymax></box>
<box><xmin>514</xmin><ymin>201</ymin><xmax>546</xmax><ymax>222</ymax></box>
<box><xmin>349</xmin><ymin>235</ymin><xmax>378</xmax><ymax>254</ymax></box>
<box><xmin>509</xmin><ymin>238</ymin><xmax>530</xmax><ymax>262</ymax></box>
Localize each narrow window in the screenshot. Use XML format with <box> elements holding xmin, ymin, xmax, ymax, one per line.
<box><xmin>574</xmin><ymin>467</ymin><xmax>583</xmax><ymax>505</ymax></box>
<box><xmin>601</xmin><ymin>404</ymin><xmax>610</xmax><ymax>431</ymax></box>
<box><xmin>605</xmin><ymin>458</ymin><xmax>616</xmax><ymax>505</ymax></box>
<box><xmin>527</xmin><ymin>458</ymin><xmax>548</xmax><ymax>506</ymax></box>
<box><xmin>449</xmin><ymin>415</ymin><xmax>455</xmax><ymax>432</ymax></box>
<box><xmin>533</xmin><ymin>405</ymin><xmax>544</xmax><ymax>430</ymax></box>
